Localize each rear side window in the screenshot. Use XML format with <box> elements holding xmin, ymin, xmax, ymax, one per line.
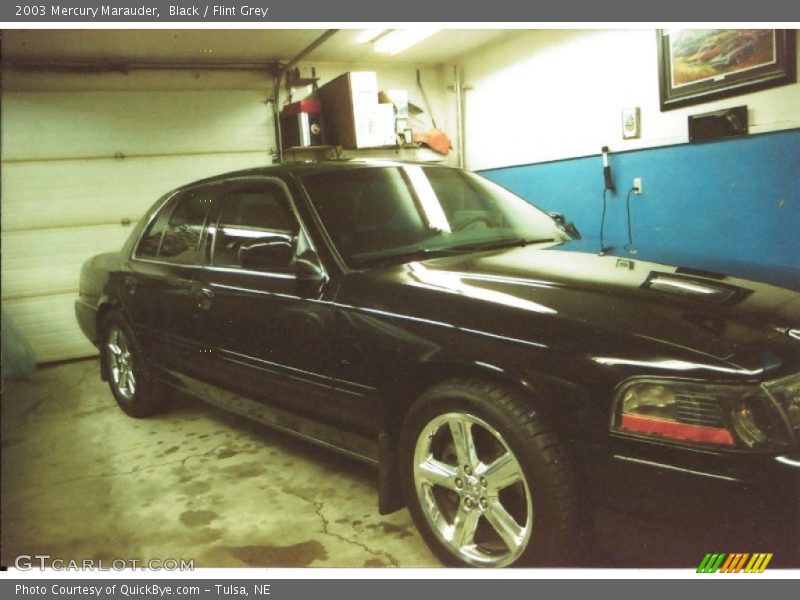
<box><xmin>136</xmin><ymin>188</ymin><xmax>214</xmax><ymax>264</ymax></box>
<box><xmin>137</xmin><ymin>204</ymin><xmax>172</xmax><ymax>259</ymax></box>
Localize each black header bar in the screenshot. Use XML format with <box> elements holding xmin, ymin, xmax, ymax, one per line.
<box><xmin>2</xmin><ymin>1</ymin><xmax>799</xmax><ymax>23</ymax></box>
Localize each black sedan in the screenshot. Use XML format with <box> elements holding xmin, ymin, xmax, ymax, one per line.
<box><xmin>75</xmin><ymin>160</ymin><xmax>800</xmax><ymax>568</ymax></box>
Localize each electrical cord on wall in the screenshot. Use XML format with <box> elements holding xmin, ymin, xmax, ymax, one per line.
<box><xmin>598</xmin><ymin>146</ymin><xmax>614</xmax><ymax>255</ymax></box>
<box><xmin>599</xmin><ymin>187</ymin><xmax>610</xmax><ymax>255</ymax></box>
<box><xmin>623</xmin><ymin>186</ymin><xmax>638</xmax><ymax>254</ymax></box>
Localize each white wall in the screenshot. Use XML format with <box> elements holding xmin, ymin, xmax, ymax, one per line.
<box><xmin>458</xmin><ymin>29</ymin><xmax>800</xmax><ymax>170</ymax></box>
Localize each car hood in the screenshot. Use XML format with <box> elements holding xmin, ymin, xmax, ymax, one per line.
<box><xmin>369</xmin><ymin>243</ymin><xmax>800</xmax><ymax>375</ymax></box>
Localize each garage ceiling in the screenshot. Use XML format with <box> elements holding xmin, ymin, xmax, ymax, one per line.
<box><xmin>2</xmin><ymin>29</ymin><xmax>512</xmax><ymax>66</ymax></box>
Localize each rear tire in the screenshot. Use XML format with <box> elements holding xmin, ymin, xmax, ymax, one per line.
<box><xmin>399</xmin><ymin>378</ymin><xmax>578</xmax><ymax>567</ymax></box>
<box><xmin>102</xmin><ymin>311</ymin><xmax>162</xmax><ymax>418</ymax></box>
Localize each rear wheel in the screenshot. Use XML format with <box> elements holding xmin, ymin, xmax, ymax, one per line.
<box><xmin>400</xmin><ymin>378</ymin><xmax>578</xmax><ymax>567</ymax></box>
<box><xmin>102</xmin><ymin>312</ymin><xmax>162</xmax><ymax>418</ymax></box>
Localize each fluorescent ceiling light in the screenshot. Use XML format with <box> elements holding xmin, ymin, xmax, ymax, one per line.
<box><xmin>373</xmin><ymin>29</ymin><xmax>441</xmax><ymax>55</ymax></box>
<box><xmin>355</xmin><ymin>28</ymin><xmax>390</xmax><ymax>44</ymax></box>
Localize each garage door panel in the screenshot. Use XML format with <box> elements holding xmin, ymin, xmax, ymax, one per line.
<box><xmin>1</xmin><ymin>152</ymin><xmax>273</xmax><ymax>232</ymax></box>
<box><xmin>4</xmin><ymin>294</ymin><xmax>99</xmax><ymax>363</ymax></box>
<box><xmin>2</xmin><ymin>84</ymin><xmax>274</xmax><ymax>363</ymax></box>
<box><xmin>2</xmin><ymin>91</ymin><xmax>275</xmax><ymax>161</ymax></box>
<box><xmin>2</xmin><ymin>225</ymin><xmax>131</xmax><ymax>299</ymax></box>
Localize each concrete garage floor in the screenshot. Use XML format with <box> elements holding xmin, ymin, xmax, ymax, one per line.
<box><xmin>1</xmin><ymin>359</ymin><xmax>439</xmax><ymax>568</ymax></box>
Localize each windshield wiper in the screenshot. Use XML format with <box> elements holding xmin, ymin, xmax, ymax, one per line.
<box><xmin>354</xmin><ymin>238</ymin><xmax>558</xmax><ymax>267</ymax></box>
<box><xmin>447</xmin><ymin>237</ymin><xmax>558</xmax><ymax>253</ymax></box>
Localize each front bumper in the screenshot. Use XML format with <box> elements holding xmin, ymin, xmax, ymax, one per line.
<box><xmin>586</xmin><ymin>447</ymin><xmax>800</xmax><ymax>567</ymax></box>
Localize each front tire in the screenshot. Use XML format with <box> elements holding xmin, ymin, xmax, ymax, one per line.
<box><xmin>400</xmin><ymin>378</ymin><xmax>578</xmax><ymax>567</ymax></box>
<box><xmin>102</xmin><ymin>312</ymin><xmax>162</xmax><ymax>418</ymax></box>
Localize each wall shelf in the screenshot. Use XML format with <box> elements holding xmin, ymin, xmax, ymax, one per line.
<box><xmin>281</xmin><ymin>144</ymin><xmax>448</xmax><ymax>164</ymax></box>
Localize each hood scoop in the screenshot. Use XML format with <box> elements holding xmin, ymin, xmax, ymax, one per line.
<box><xmin>643</xmin><ymin>272</ymin><xmax>752</xmax><ymax>305</ymax></box>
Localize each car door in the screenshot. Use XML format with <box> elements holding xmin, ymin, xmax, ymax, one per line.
<box><xmin>125</xmin><ymin>183</ymin><xmax>221</xmax><ymax>380</ymax></box>
<box><xmin>194</xmin><ymin>177</ymin><xmax>375</xmax><ymax>434</ymax></box>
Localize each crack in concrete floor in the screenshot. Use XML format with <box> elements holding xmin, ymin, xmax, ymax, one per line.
<box><xmin>285</xmin><ymin>487</ymin><xmax>400</xmax><ymax>567</ymax></box>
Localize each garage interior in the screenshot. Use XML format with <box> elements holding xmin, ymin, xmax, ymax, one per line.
<box><xmin>2</xmin><ymin>28</ymin><xmax>799</xmax><ymax>568</ymax></box>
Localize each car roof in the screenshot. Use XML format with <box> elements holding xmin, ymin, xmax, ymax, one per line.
<box><xmin>182</xmin><ymin>159</ymin><xmax>450</xmax><ymax>188</ymax></box>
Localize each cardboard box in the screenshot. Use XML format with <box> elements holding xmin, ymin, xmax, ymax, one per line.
<box><xmin>372</xmin><ymin>103</ymin><xmax>398</xmax><ymax>147</ymax></box>
<box><xmin>318</xmin><ymin>71</ymin><xmax>396</xmax><ymax>148</ymax></box>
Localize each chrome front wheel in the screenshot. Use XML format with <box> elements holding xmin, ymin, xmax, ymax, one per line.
<box><xmin>401</xmin><ymin>379</ymin><xmax>578</xmax><ymax>567</ymax></box>
<box><xmin>412</xmin><ymin>411</ymin><xmax>533</xmax><ymax>567</ymax></box>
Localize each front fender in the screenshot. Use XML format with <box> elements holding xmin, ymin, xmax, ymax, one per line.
<box><xmin>373</xmin><ymin>353</ymin><xmax>590</xmax><ymax>514</ymax></box>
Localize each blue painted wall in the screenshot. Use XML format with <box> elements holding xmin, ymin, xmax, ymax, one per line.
<box><xmin>481</xmin><ymin>129</ymin><xmax>800</xmax><ymax>291</ymax></box>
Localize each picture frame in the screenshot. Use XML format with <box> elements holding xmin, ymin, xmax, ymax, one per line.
<box><xmin>657</xmin><ymin>29</ymin><xmax>796</xmax><ymax>111</ymax></box>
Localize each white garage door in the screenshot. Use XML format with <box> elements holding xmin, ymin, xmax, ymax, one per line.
<box><xmin>2</xmin><ymin>85</ymin><xmax>276</xmax><ymax>363</ymax></box>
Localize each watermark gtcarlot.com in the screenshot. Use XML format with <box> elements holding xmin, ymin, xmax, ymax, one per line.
<box><xmin>13</xmin><ymin>554</ymin><xmax>194</xmax><ymax>571</ymax></box>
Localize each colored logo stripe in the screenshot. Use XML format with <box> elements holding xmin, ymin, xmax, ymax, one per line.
<box><xmin>720</xmin><ymin>553</ymin><xmax>749</xmax><ymax>573</ymax></box>
<box><xmin>697</xmin><ymin>552</ymin><xmax>773</xmax><ymax>573</ymax></box>
<box><xmin>744</xmin><ymin>553</ymin><xmax>773</xmax><ymax>573</ymax></box>
<box><xmin>697</xmin><ymin>553</ymin><xmax>726</xmax><ymax>573</ymax></box>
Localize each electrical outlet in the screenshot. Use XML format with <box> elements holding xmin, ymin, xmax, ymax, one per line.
<box><xmin>633</xmin><ymin>177</ymin><xmax>643</xmax><ymax>195</ymax></box>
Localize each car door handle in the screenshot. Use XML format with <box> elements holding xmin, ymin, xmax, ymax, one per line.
<box><xmin>175</xmin><ymin>278</ymin><xmax>197</xmax><ymax>290</ymax></box>
<box><xmin>195</xmin><ymin>287</ymin><xmax>214</xmax><ymax>310</ymax></box>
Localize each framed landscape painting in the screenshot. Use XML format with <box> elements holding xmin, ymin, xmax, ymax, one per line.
<box><xmin>657</xmin><ymin>29</ymin><xmax>796</xmax><ymax>111</ymax></box>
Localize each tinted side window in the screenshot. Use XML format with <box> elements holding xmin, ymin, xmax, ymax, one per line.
<box><xmin>158</xmin><ymin>190</ymin><xmax>214</xmax><ymax>264</ymax></box>
<box><xmin>136</xmin><ymin>203</ymin><xmax>173</xmax><ymax>258</ymax></box>
<box><xmin>212</xmin><ymin>186</ymin><xmax>297</xmax><ymax>270</ymax></box>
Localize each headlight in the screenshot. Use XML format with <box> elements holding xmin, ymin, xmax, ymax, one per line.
<box><xmin>762</xmin><ymin>372</ymin><xmax>800</xmax><ymax>440</ymax></box>
<box><xmin>611</xmin><ymin>378</ymin><xmax>795</xmax><ymax>451</ymax></box>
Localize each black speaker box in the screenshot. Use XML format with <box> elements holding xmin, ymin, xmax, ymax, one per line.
<box><xmin>688</xmin><ymin>106</ymin><xmax>748</xmax><ymax>143</ymax></box>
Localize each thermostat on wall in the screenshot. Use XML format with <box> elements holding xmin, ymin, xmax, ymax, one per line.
<box><xmin>622</xmin><ymin>107</ymin><xmax>641</xmax><ymax>139</ymax></box>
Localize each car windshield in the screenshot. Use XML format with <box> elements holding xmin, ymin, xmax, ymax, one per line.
<box><xmin>300</xmin><ymin>165</ymin><xmax>567</xmax><ymax>267</ymax></box>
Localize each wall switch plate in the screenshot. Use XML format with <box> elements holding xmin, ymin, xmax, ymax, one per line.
<box><xmin>622</xmin><ymin>107</ymin><xmax>641</xmax><ymax>139</ymax></box>
<box><xmin>633</xmin><ymin>177</ymin><xmax>643</xmax><ymax>194</ymax></box>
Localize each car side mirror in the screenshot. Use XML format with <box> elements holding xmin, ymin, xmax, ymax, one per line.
<box><xmin>295</xmin><ymin>250</ymin><xmax>327</xmax><ymax>294</ymax></box>
<box><xmin>296</xmin><ymin>250</ymin><xmax>326</xmax><ymax>280</ymax></box>
<box><xmin>238</xmin><ymin>238</ymin><xmax>294</xmax><ymax>271</ymax></box>
<box><xmin>549</xmin><ymin>212</ymin><xmax>582</xmax><ymax>240</ymax></box>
